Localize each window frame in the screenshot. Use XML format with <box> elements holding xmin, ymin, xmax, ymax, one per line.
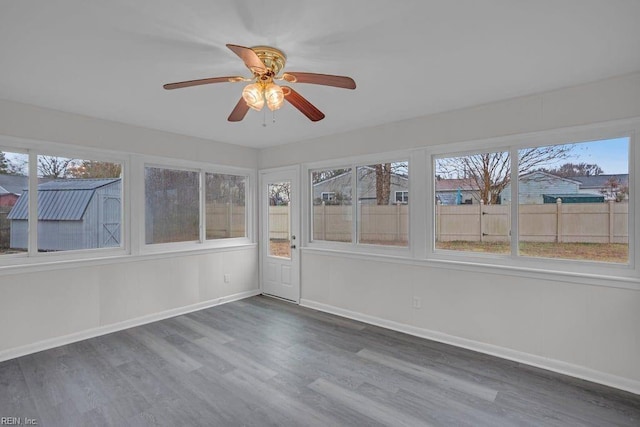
<box><xmin>427</xmin><ymin>123</ymin><xmax>636</xmax><ymax>279</ymax></box>
<box><xmin>305</xmin><ymin>152</ymin><xmax>412</xmax><ymax>255</ymax></box>
<box><xmin>0</xmin><ymin>137</ymin><xmax>130</xmax><ymax>266</ymax></box>
<box><xmin>320</xmin><ymin>191</ymin><xmax>336</xmax><ymax>202</ymax></box>
<box><xmin>0</xmin><ymin>135</ymin><xmax>255</xmax><ymax>271</ymax></box>
<box><xmin>140</xmin><ymin>157</ymin><xmax>254</xmax><ymax>254</ymax></box>
<box><xmin>395</xmin><ymin>190</ymin><xmax>409</xmax><ymax>204</ymax></box>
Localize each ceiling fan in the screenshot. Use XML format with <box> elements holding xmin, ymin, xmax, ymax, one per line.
<box><xmin>163</xmin><ymin>44</ymin><xmax>356</xmax><ymax>122</ymax></box>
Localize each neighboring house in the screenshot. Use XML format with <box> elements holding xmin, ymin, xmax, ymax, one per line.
<box><xmin>8</xmin><ymin>178</ymin><xmax>121</xmax><ymax>251</ymax></box>
<box><xmin>0</xmin><ymin>174</ymin><xmax>28</xmax><ymax>207</ymax></box>
<box><xmin>573</xmin><ymin>174</ymin><xmax>629</xmax><ymax>201</ymax></box>
<box><xmin>502</xmin><ymin>171</ymin><xmax>581</xmax><ymax>204</ymax></box>
<box><xmin>435</xmin><ymin>178</ymin><xmax>479</xmax><ymax>205</ymax></box>
<box><xmin>313</xmin><ymin>167</ymin><xmax>409</xmax><ymax>205</ymax></box>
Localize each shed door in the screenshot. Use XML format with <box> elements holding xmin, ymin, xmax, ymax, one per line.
<box><xmin>99</xmin><ymin>195</ymin><xmax>121</xmax><ymax>247</ymax></box>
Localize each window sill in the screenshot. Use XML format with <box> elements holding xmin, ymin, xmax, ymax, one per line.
<box><xmin>0</xmin><ymin>243</ymin><xmax>257</xmax><ymax>277</ymax></box>
<box><xmin>301</xmin><ymin>247</ymin><xmax>640</xmax><ymax>291</ymax></box>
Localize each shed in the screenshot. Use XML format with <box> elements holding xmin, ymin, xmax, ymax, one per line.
<box><xmin>542</xmin><ymin>193</ymin><xmax>605</xmax><ymax>204</ymax></box>
<box><xmin>8</xmin><ymin>178</ymin><xmax>121</xmax><ymax>251</ymax></box>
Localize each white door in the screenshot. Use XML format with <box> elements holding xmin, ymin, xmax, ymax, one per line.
<box><xmin>260</xmin><ymin>168</ymin><xmax>300</xmax><ymax>302</ymax></box>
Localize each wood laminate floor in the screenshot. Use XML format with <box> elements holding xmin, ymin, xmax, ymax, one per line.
<box><xmin>1</xmin><ymin>295</ymin><xmax>639</xmax><ymax>426</ymax></box>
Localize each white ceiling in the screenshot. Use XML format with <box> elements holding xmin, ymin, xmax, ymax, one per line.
<box><xmin>1</xmin><ymin>1</ymin><xmax>639</xmax><ymax>149</ymax></box>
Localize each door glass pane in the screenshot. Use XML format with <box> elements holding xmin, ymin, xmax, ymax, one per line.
<box><xmin>268</xmin><ymin>181</ymin><xmax>291</xmax><ymax>258</ymax></box>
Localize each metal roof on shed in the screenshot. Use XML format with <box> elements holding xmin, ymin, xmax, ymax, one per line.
<box><xmin>7</xmin><ymin>178</ymin><xmax>119</xmax><ymax>220</ymax></box>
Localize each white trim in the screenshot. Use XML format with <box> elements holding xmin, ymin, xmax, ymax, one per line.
<box><xmin>300</xmin><ymin>298</ymin><xmax>640</xmax><ymax>396</ymax></box>
<box><xmin>0</xmin><ymin>289</ymin><xmax>260</xmax><ymax>363</ymax></box>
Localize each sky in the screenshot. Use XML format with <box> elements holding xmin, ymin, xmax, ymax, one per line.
<box><xmin>560</xmin><ymin>137</ymin><xmax>629</xmax><ymax>175</ymax></box>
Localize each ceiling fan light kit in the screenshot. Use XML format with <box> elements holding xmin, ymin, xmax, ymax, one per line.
<box><xmin>163</xmin><ymin>44</ymin><xmax>356</xmax><ymax>122</ymax></box>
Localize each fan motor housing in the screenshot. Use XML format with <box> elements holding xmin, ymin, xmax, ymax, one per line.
<box><xmin>251</xmin><ymin>46</ymin><xmax>286</xmax><ymax>76</ymax></box>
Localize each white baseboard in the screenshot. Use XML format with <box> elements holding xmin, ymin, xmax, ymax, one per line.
<box><xmin>0</xmin><ymin>289</ymin><xmax>261</xmax><ymax>363</ymax></box>
<box><xmin>300</xmin><ymin>299</ymin><xmax>640</xmax><ymax>396</ymax></box>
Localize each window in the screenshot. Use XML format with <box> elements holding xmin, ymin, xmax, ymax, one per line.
<box><xmin>516</xmin><ymin>137</ymin><xmax>629</xmax><ymax>264</ymax></box>
<box><xmin>357</xmin><ymin>162</ymin><xmax>408</xmax><ymax>246</ymax></box>
<box><xmin>395</xmin><ymin>191</ymin><xmax>408</xmax><ymax>204</ymax></box>
<box><xmin>321</xmin><ymin>192</ymin><xmax>335</xmax><ymax>202</ymax></box>
<box><xmin>0</xmin><ymin>150</ymin><xmax>28</xmax><ymax>256</ymax></box>
<box><xmin>145</xmin><ymin>166</ymin><xmax>199</xmax><ymax>244</ymax></box>
<box><xmin>434</xmin><ymin>151</ymin><xmax>510</xmax><ymax>254</ymax></box>
<box><xmin>310</xmin><ymin>161</ymin><xmax>409</xmax><ymax>248</ymax></box>
<box><xmin>312</xmin><ymin>168</ymin><xmax>353</xmax><ymax>243</ymax></box>
<box><xmin>434</xmin><ymin>137</ymin><xmax>630</xmax><ymax>265</ymax></box>
<box><xmin>27</xmin><ymin>155</ymin><xmax>123</xmax><ymax>252</ymax></box>
<box><xmin>205</xmin><ymin>173</ymin><xmax>246</xmax><ymax>240</ymax></box>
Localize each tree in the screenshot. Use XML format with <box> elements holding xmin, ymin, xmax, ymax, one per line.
<box><xmin>37</xmin><ymin>156</ymin><xmax>77</xmax><ymax>179</ymax></box>
<box><xmin>601</xmin><ymin>177</ymin><xmax>628</xmax><ymax>202</ymax></box>
<box><xmin>437</xmin><ymin>145</ymin><xmax>572</xmax><ymax>204</ymax></box>
<box><xmin>311</xmin><ymin>169</ymin><xmax>349</xmax><ymax>184</ymax></box>
<box><xmin>540</xmin><ymin>162</ymin><xmax>603</xmax><ymax>178</ymax></box>
<box><xmin>0</xmin><ymin>152</ymin><xmax>10</xmax><ymax>174</ymax></box>
<box><xmin>359</xmin><ymin>162</ymin><xmax>408</xmax><ymax>205</ymax></box>
<box><xmin>269</xmin><ymin>182</ymin><xmax>290</xmax><ymax>206</ymax></box>
<box><xmin>67</xmin><ymin>160</ymin><xmax>121</xmax><ymax>178</ymax></box>
<box><xmin>374</xmin><ymin>163</ymin><xmax>392</xmax><ymax>205</ymax></box>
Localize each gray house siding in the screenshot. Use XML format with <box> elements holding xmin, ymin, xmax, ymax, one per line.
<box><xmin>9</xmin><ymin>179</ymin><xmax>121</xmax><ymax>251</ymax></box>
<box><xmin>313</xmin><ymin>168</ymin><xmax>409</xmax><ymax>205</ymax></box>
<box><xmin>502</xmin><ymin>172</ymin><xmax>580</xmax><ymax>204</ymax></box>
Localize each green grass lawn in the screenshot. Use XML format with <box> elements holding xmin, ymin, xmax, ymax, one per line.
<box><xmin>436</xmin><ymin>241</ymin><xmax>628</xmax><ymax>263</ymax></box>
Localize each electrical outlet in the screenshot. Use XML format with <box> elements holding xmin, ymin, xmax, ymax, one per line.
<box><xmin>412</xmin><ymin>297</ymin><xmax>421</xmax><ymax>309</ymax></box>
<box><xmin>224</xmin><ymin>274</ymin><xmax>231</xmax><ymax>283</ymax></box>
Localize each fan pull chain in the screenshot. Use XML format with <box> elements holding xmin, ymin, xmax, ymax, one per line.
<box><xmin>262</xmin><ymin>109</ymin><xmax>267</xmax><ymax>127</ymax></box>
<box><xmin>272</xmin><ymin>110</ymin><xmax>276</xmax><ymax>124</ymax></box>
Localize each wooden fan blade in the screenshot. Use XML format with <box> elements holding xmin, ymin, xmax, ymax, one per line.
<box><xmin>283</xmin><ymin>86</ymin><xmax>325</xmax><ymax>122</ymax></box>
<box><xmin>163</xmin><ymin>76</ymin><xmax>243</xmax><ymax>90</ymax></box>
<box><xmin>228</xmin><ymin>97</ymin><xmax>250</xmax><ymax>122</ymax></box>
<box><xmin>282</xmin><ymin>72</ymin><xmax>356</xmax><ymax>89</ymax></box>
<box><xmin>226</xmin><ymin>44</ymin><xmax>266</xmax><ymax>74</ymax></box>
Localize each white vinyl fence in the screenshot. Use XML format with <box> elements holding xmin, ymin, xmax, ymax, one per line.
<box><xmin>436</xmin><ymin>200</ymin><xmax>627</xmax><ymax>244</ymax></box>
<box><xmin>206</xmin><ymin>203</ymin><xmax>246</xmax><ymax>239</ymax></box>
<box><xmin>268</xmin><ymin>201</ymin><xmax>628</xmax><ymax>244</ymax></box>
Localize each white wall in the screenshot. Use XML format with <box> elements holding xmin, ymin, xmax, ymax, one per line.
<box><xmin>0</xmin><ymin>99</ymin><xmax>257</xmax><ymax>168</ymax></box>
<box><xmin>260</xmin><ymin>71</ymin><xmax>640</xmax><ymax>394</ymax></box>
<box><xmin>0</xmin><ymin>99</ymin><xmax>260</xmax><ymax>360</ymax></box>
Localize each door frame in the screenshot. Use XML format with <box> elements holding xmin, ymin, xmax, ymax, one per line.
<box><xmin>259</xmin><ymin>165</ymin><xmax>301</xmax><ymax>303</ymax></box>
